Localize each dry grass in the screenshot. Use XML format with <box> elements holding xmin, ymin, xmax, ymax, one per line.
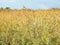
<box><xmin>0</xmin><ymin>9</ymin><xmax>60</xmax><ymax>45</ymax></box>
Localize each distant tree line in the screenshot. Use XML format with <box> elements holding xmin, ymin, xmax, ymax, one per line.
<box><xmin>50</xmin><ymin>8</ymin><xmax>60</xmax><ymax>10</ymax></box>
<box><xmin>0</xmin><ymin>7</ymin><xmax>11</xmax><ymax>10</ymax></box>
<box><xmin>0</xmin><ymin>6</ymin><xmax>32</xmax><ymax>10</ymax></box>
<box><xmin>0</xmin><ymin>7</ymin><xmax>60</xmax><ymax>10</ymax></box>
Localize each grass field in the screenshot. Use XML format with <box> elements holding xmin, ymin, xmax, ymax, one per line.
<box><xmin>0</xmin><ymin>9</ymin><xmax>60</xmax><ymax>45</ymax></box>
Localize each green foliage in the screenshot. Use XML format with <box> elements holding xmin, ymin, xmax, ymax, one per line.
<box><xmin>0</xmin><ymin>7</ymin><xmax>3</xmax><ymax>10</ymax></box>
<box><xmin>5</xmin><ymin>7</ymin><xmax>10</xmax><ymax>10</ymax></box>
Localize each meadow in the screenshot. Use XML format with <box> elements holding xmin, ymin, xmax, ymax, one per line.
<box><xmin>0</xmin><ymin>9</ymin><xmax>60</xmax><ymax>45</ymax></box>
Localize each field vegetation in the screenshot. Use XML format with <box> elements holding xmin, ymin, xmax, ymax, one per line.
<box><xmin>0</xmin><ymin>8</ymin><xmax>60</xmax><ymax>45</ymax></box>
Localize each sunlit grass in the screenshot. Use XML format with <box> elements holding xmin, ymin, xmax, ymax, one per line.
<box><xmin>0</xmin><ymin>9</ymin><xmax>60</xmax><ymax>45</ymax></box>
